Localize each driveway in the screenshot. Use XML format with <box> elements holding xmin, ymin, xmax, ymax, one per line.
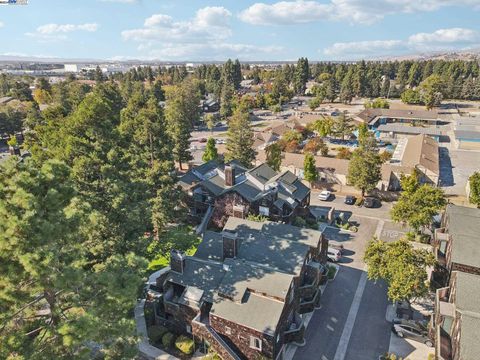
<box><xmin>293</xmin><ymin>216</ymin><xmax>391</xmax><ymax>360</ymax></box>
<box><xmin>310</xmin><ymin>192</ymin><xmax>393</xmax><ymax>221</ymax></box>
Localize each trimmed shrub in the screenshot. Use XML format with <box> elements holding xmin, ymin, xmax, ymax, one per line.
<box><xmin>175</xmin><ymin>335</ymin><xmax>195</xmax><ymax>355</ymax></box>
<box><xmin>148</xmin><ymin>325</ymin><xmax>168</xmax><ymax>344</ymax></box>
<box><xmin>327</xmin><ymin>265</ymin><xmax>337</xmax><ymax>280</ymax></box>
<box><xmin>162</xmin><ymin>332</ymin><xmax>176</xmax><ymax>349</ymax></box>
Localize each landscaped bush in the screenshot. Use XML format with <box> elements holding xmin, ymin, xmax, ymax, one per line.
<box><xmin>148</xmin><ymin>325</ymin><xmax>168</xmax><ymax>344</ymax></box>
<box><xmin>292</xmin><ymin>216</ymin><xmax>306</xmax><ymax>228</ymax></box>
<box><xmin>175</xmin><ymin>335</ymin><xmax>195</xmax><ymax>355</ymax></box>
<box><xmin>305</xmin><ymin>218</ymin><xmax>319</xmax><ymax>229</ymax></box>
<box><xmin>162</xmin><ymin>332</ymin><xmax>176</xmax><ymax>349</ymax></box>
<box><xmin>355</xmin><ymin>197</ymin><xmax>363</xmax><ymax>206</ymax></box>
<box><xmin>327</xmin><ymin>265</ymin><xmax>337</xmax><ymax>280</ymax></box>
<box><xmin>379</xmin><ymin>352</ymin><xmax>403</xmax><ymax>360</ymax></box>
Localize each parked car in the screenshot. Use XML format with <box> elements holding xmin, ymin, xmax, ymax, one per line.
<box><xmin>344</xmin><ymin>195</ymin><xmax>356</xmax><ymax>205</ymax></box>
<box><xmin>329</xmin><ymin>243</ymin><xmax>345</xmax><ymax>255</ymax></box>
<box><xmin>318</xmin><ymin>190</ymin><xmax>332</xmax><ymax>201</ymax></box>
<box><xmin>391</xmin><ymin>319</ymin><xmax>433</xmax><ymax>347</ymax></box>
<box><xmin>327</xmin><ymin>247</ymin><xmax>342</xmax><ymax>262</ymax></box>
<box><xmin>363</xmin><ymin>196</ymin><xmax>380</xmax><ymax>208</ymax></box>
<box><xmin>198</xmin><ymin>138</ymin><xmax>208</xmax><ymax>143</ymax></box>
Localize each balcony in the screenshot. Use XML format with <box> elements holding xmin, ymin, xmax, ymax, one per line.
<box><xmin>284</xmin><ymin>313</ymin><xmax>305</xmax><ymax>346</ymax></box>
<box><xmin>436</xmin><ymin>326</ymin><xmax>452</xmax><ymax>360</ymax></box>
<box><xmin>299</xmin><ymin>288</ymin><xmax>321</xmax><ymax>314</ymax></box>
<box><xmin>434</xmin><ymin>228</ymin><xmax>449</xmax><ymax>243</ymax></box>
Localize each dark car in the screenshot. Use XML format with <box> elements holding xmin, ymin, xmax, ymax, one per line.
<box><xmin>344</xmin><ymin>195</ymin><xmax>356</xmax><ymax>205</ymax></box>
<box><xmin>363</xmin><ymin>196</ymin><xmax>380</xmax><ymax>208</ymax></box>
<box><xmin>198</xmin><ymin>138</ymin><xmax>208</xmax><ymax>143</ymax></box>
<box><xmin>391</xmin><ymin>319</ymin><xmax>433</xmax><ymax>347</ymax></box>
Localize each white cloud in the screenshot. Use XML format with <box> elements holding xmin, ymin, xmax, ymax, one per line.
<box><xmin>0</xmin><ymin>21</ymin><xmax>4</xmax><ymax>28</ymax></box>
<box><xmin>122</xmin><ymin>7</ymin><xmax>232</xmax><ymax>43</ymax></box>
<box><xmin>26</xmin><ymin>23</ymin><xmax>98</xmax><ymax>41</ymax></box>
<box><xmin>122</xmin><ymin>7</ymin><xmax>283</xmax><ymax>60</ymax></box>
<box><xmin>239</xmin><ymin>0</ymin><xmax>480</xmax><ymax>25</ymax></box>
<box><xmin>239</xmin><ymin>1</ymin><xmax>331</xmax><ymax>25</ymax></box>
<box><xmin>408</xmin><ymin>28</ymin><xmax>479</xmax><ymax>46</ymax></box>
<box><xmin>323</xmin><ymin>27</ymin><xmax>480</xmax><ymax>59</ymax></box>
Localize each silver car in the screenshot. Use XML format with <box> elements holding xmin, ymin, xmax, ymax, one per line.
<box><xmin>391</xmin><ymin>319</ymin><xmax>433</xmax><ymax>347</ymax></box>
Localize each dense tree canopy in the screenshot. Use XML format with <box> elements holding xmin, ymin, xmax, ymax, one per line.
<box><xmin>364</xmin><ymin>238</ymin><xmax>436</xmax><ymax>302</ymax></box>
<box><xmin>391</xmin><ymin>173</ymin><xmax>447</xmax><ymax>232</ymax></box>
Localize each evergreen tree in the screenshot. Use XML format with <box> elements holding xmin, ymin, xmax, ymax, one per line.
<box><xmin>225</xmin><ymin>110</ymin><xmax>255</xmax><ymax>167</ymax></box>
<box><xmin>165</xmin><ymin>79</ymin><xmax>201</xmax><ymax>169</ymax></box>
<box><xmin>0</xmin><ymin>158</ymin><xmax>146</xmax><ymax>359</ymax></box>
<box><xmin>265</xmin><ymin>142</ymin><xmax>282</xmax><ymax>171</ymax></box>
<box><xmin>202</xmin><ymin>137</ymin><xmax>219</xmax><ymax>162</ymax></box>
<box><xmin>293</xmin><ymin>57</ymin><xmax>309</xmax><ymax>95</ymax></box>
<box><xmin>303</xmin><ymin>152</ymin><xmax>318</xmax><ymax>185</ymax></box>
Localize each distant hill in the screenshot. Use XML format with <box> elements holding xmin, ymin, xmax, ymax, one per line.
<box><xmin>377</xmin><ymin>49</ymin><xmax>480</xmax><ymax>62</ymax></box>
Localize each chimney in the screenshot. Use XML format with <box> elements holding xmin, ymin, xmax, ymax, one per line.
<box><xmin>225</xmin><ymin>165</ymin><xmax>236</xmax><ymax>186</ymax></box>
<box><xmin>222</xmin><ymin>231</ymin><xmax>238</xmax><ymax>259</ymax></box>
<box><xmin>170</xmin><ymin>250</ymin><xmax>186</xmax><ymax>274</ymax></box>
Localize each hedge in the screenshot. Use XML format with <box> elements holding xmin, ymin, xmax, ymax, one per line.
<box><xmin>175</xmin><ymin>335</ymin><xmax>195</xmax><ymax>355</ymax></box>
<box><xmin>162</xmin><ymin>332</ymin><xmax>176</xmax><ymax>349</ymax></box>
<box><xmin>148</xmin><ymin>325</ymin><xmax>168</xmax><ymax>344</ymax></box>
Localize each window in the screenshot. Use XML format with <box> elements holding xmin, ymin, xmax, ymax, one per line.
<box><xmin>186</xmin><ymin>325</ymin><xmax>192</xmax><ymax>334</ymax></box>
<box><xmin>225</xmin><ymin>326</ymin><xmax>232</xmax><ymax>335</ymax></box>
<box><xmin>259</xmin><ymin>206</ymin><xmax>270</xmax><ymax>216</ymax></box>
<box><xmin>250</xmin><ymin>336</ymin><xmax>262</xmax><ymax>351</ymax></box>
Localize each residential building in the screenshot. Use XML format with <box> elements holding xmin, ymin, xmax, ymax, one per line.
<box><xmin>264</xmin><ymin>151</ymin><xmax>414</xmax><ymax>192</ymax></box>
<box><xmin>431</xmin><ymin>205</ymin><xmax>480</xmax><ymax>360</ymax></box>
<box><xmin>356</xmin><ymin>108</ymin><xmax>447</xmax><ymax>141</ymax></box>
<box><xmin>389</xmin><ymin>134</ymin><xmax>440</xmax><ymax>186</ymax></box>
<box><xmin>145</xmin><ymin>217</ymin><xmax>328</xmax><ymax>360</ymax></box>
<box><xmin>433</xmin><ymin>205</ymin><xmax>480</xmax><ymax>283</ymax></box>
<box><xmin>433</xmin><ymin>271</ymin><xmax>480</xmax><ymax>360</ymax></box>
<box><xmin>179</xmin><ymin>161</ymin><xmax>311</xmax><ymax>225</ymax></box>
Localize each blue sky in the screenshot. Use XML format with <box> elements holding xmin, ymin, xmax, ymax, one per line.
<box><xmin>0</xmin><ymin>0</ymin><xmax>480</xmax><ymax>61</ymax></box>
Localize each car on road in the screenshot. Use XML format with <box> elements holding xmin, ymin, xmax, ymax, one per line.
<box><xmin>363</xmin><ymin>196</ymin><xmax>380</xmax><ymax>208</ymax></box>
<box><xmin>318</xmin><ymin>190</ymin><xmax>332</xmax><ymax>201</ymax></box>
<box><xmin>344</xmin><ymin>195</ymin><xmax>356</xmax><ymax>205</ymax></box>
<box><xmin>198</xmin><ymin>138</ymin><xmax>208</xmax><ymax>143</ymax></box>
<box><xmin>391</xmin><ymin>319</ymin><xmax>433</xmax><ymax>347</ymax></box>
<box><xmin>327</xmin><ymin>247</ymin><xmax>342</xmax><ymax>262</ymax></box>
<box><xmin>215</xmin><ymin>138</ymin><xmax>226</xmax><ymax>144</ymax></box>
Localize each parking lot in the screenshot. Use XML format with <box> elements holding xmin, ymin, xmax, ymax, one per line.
<box><xmin>293</xmin><ymin>194</ymin><xmax>432</xmax><ymax>360</ymax></box>
<box><xmin>293</xmin><ymin>212</ymin><xmax>392</xmax><ymax>360</ymax></box>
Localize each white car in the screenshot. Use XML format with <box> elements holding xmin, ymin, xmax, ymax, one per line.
<box><xmin>327</xmin><ymin>247</ymin><xmax>342</xmax><ymax>262</ymax></box>
<box><xmin>318</xmin><ymin>190</ymin><xmax>332</xmax><ymax>201</ymax></box>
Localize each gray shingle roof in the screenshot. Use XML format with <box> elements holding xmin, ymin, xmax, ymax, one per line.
<box><xmin>166</xmin><ymin>257</ymin><xmax>225</xmax><ymax>303</ymax></box>
<box><xmin>211</xmin><ymin>291</ymin><xmax>285</xmax><ymax>336</ymax></box>
<box><xmin>248</xmin><ymin>163</ymin><xmax>277</xmax><ymax>184</ymax></box>
<box><xmin>446</xmin><ymin>205</ymin><xmax>480</xmax><ymax>269</ymax></box>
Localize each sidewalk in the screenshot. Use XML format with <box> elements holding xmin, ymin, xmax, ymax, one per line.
<box><xmin>385</xmin><ymin>304</ymin><xmax>434</xmax><ymax>360</ymax></box>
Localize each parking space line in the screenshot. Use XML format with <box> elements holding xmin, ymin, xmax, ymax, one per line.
<box><xmin>333</xmin><ymin>270</ymin><xmax>368</xmax><ymax>360</ymax></box>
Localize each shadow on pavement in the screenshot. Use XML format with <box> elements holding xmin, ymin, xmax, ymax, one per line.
<box><xmin>439</xmin><ymin>147</ymin><xmax>454</xmax><ymax>187</ymax></box>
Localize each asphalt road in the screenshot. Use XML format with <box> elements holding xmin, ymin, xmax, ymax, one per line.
<box><xmin>293</xmin><ymin>215</ymin><xmax>391</xmax><ymax>360</ymax></box>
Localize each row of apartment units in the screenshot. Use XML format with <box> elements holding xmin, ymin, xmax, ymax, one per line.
<box><xmin>432</xmin><ymin>204</ymin><xmax>480</xmax><ymax>360</ymax></box>
<box><xmin>144</xmin><ymin>217</ymin><xmax>329</xmax><ymax>360</ymax></box>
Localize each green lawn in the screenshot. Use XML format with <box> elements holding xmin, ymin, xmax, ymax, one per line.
<box><xmin>147</xmin><ymin>225</ymin><xmax>201</xmax><ymax>271</ymax></box>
